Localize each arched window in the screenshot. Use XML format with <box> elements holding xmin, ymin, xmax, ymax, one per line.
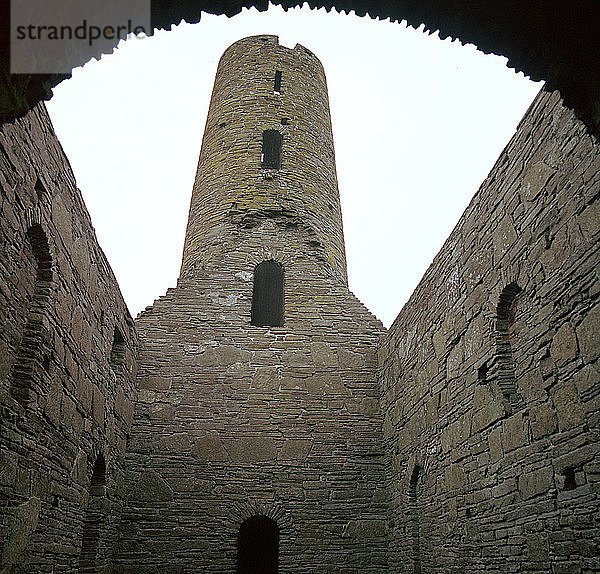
<box><xmin>494</xmin><ymin>282</ymin><xmax>522</xmax><ymax>401</ymax></box>
<box><xmin>78</xmin><ymin>454</ymin><xmax>107</xmax><ymax>573</ymax></box>
<box><xmin>237</xmin><ymin>515</ymin><xmax>279</xmax><ymax>574</ymax></box>
<box><xmin>261</xmin><ymin>130</ymin><xmax>282</xmax><ymax>169</ymax></box>
<box><xmin>409</xmin><ymin>465</ymin><xmax>423</xmax><ymax>574</ymax></box>
<box><xmin>251</xmin><ymin>261</ymin><xmax>284</xmax><ymax>327</ymax></box>
<box><xmin>11</xmin><ymin>224</ymin><xmax>52</xmax><ymax>406</ymax></box>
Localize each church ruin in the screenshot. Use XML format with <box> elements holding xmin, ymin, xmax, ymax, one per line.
<box><xmin>1</xmin><ymin>34</ymin><xmax>598</xmax><ymax>573</ymax></box>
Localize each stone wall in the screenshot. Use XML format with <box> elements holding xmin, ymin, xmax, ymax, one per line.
<box><xmin>0</xmin><ymin>104</ymin><xmax>138</xmax><ymax>572</ymax></box>
<box><xmin>115</xmin><ymin>37</ymin><xmax>388</xmax><ymax>572</ymax></box>
<box><xmin>115</xmin><ymin>222</ymin><xmax>388</xmax><ymax>573</ymax></box>
<box><xmin>379</xmin><ymin>88</ymin><xmax>600</xmax><ymax>572</ymax></box>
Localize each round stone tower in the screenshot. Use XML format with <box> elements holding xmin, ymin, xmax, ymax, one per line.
<box><xmin>180</xmin><ymin>35</ymin><xmax>348</xmax><ymax>284</ymax></box>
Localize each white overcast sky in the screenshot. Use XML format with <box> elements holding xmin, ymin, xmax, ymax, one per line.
<box><xmin>46</xmin><ymin>3</ymin><xmax>542</xmax><ymax>327</ymax></box>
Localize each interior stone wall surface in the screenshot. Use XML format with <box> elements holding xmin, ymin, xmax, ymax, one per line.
<box><xmin>115</xmin><ymin>223</ymin><xmax>388</xmax><ymax>573</ymax></box>
<box><xmin>0</xmin><ymin>104</ymin><xmax>138</xmax><ymax>572</ymax></box>
<box><xmin>378</xmin><ymin>88</ymin><xmax>600</xmax><ymax>573</ymax></box>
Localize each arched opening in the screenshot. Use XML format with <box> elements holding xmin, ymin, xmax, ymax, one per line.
<box><xmin>494</xmin><ymin>282</ymin><xmax>522</xmax><ymax>402</ymax></box>
<box><xmin>409</xmin><ymin>465</ymin><xmax>423</xmax><ymax>574</ymax></box>
<box><xmin>237</xmin><ymin>515</ymin><xmax>279</xmax><ymax>574</ymax></box>
<box><xmin>78</xmin><ymin>454</ymin><xmax>107</xmax><ymax>573</ymax></box>
<box><xmin>109</xmin><ymin>326</ymin><xmax>125</xmax><ymax>368</ymax></box>
<box><xmin>10</xmin><ymin>224</ymin><xmax>52</xmax><ymax>406</ymax></box>
<box><xmin>251</xmin><ymin>261</ymin><xmax>284</xmax><ymax>327</ymax></box>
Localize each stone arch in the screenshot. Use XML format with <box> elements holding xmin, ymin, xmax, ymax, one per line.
<box><xmin>10</xmin><ymin>223</ymin><xmax>53</xmax><ymax>407</ymax></box>
<box><xmin>248</xmin><ymin>240</ymin><xmax>290</xmax><ymax>270</ymax></box>
<box><xmin>230</xmin><ymin>499</ymin><xmax>293</xmax><ymax>534</ymax></box>
<box><xmin>228</xmin><ymin>499</ymin><xmax>294</xmax><ymax>572</ymax></box>
<box><xmin>78</xmin><ymin>453</ymin><xmax>107</xmax><ymax>573</ymax></box>
<box><xmin>3</xmin><ymin>2</ymin><xmax>597</xmax><ymax>136</ymax></box>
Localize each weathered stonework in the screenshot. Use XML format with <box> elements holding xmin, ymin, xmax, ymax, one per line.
<box><xmin>115</xmin><ymin>36</ymin><xmax>388</xmax><ymax>572</ymax></box>
<box><xmin>0</xmin><ymin>105</ymin><xmax>138</xmax><ymax>571</ymax></box>
<box><xmin>1</xmin><ymin>34</ymin><xmax>599</xmax><ymax>574</ymax></box>
<box><xmin>181</xmin><ymin>35</ymin><xmax>348</xmax><ymax>285</ymax></box>
<box><xmin>379</xmin><ymin>89</ymin><xmax>600</xmax><ymax>572</ymax></box>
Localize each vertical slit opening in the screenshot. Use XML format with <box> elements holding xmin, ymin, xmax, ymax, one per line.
<box><xmin>110</xmin><ymin>326</ymin><xmax>125</xmax><ymax>368</ymax></box>
<box><xmin>410</xmin><ymin>465</ymin><xmax>422</xmax><ymax>574</ymax></box>
<box><xmin>78</xmin><ymin>454</ymin><xmax>107</xmax><ymax>573</ymax></box>
<box><xmin>261</xmin><ymin>130</ymin><xmax>282</xmax><ymax>170</ymax></box>
<box><xmin>251</xmin><ymin>261</ymin><xmax>284</xmax><ymax>327</ymax></box>
<box><xmin>274</xmin><ymin>70</ymin><xmax>282</xmax><ymax>94</ymax></box>
<box><xmin>562</xmin><ymin>468</ymin><xmax>576</xmax><ymax>491</ymax></box>
<box><xmin>477</xmin><ymin>362</ymin><xmax>488</xmax><ymax>384</ymax></box>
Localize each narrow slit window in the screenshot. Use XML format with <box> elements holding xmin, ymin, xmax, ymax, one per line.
<box><xmin>251</xmin><ymin>261</ymin><xmax>284</xmax><ymax>327</ymax></box>
<box><xmin>261</xmin><ymin>130</ymin><xmax>282</xmax><ymax>170</ymax></box>
<box><xmin>78</xmin><ymin>455</ymin><xmax>107</xmax><ymax>573</ymax></box>
<box><xmin>410</xmin><ymin>465</ymin><xmax>423</xmax><ymax>574</ymax></box>
<box><xmin>274</xmin><ymin>70</ymin><xmax>282</xmax><ymax>94</ymax></box>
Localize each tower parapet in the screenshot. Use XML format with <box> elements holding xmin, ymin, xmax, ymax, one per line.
<box><xmin>180</xmin><ymin>35</ymin><xmax>348</xmax><ymax>284</ymax></box>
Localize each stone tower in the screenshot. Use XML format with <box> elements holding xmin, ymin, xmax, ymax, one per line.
<box><xmin>180</xmin><ymin>34</ymin><xmax>348</xmax><ymax>284</ymax></box>
<box><xmin>115</xmin><ymin>36</ymin><xmax>388</xmax><ymax>572</ymax></box>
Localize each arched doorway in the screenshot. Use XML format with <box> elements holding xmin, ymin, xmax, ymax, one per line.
<box><xmin>237</xmin><ymin>515</ymin><xmax>279</xmax><ymax>574</ymax></box>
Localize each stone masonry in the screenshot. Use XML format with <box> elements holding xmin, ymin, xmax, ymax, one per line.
<box><xmin>0</xmin><ymin>105</ymin><xmax>138</xmax><ymax>571</ymax></box>
<box><xmin>114</xmin><ymin>36</ymin><xmax>388</xmax><ymax>572</ymax></box>
<box><xmin>0</xmin><ymin>34</ymin><xmax>598</xmax><ymax>574</ymax></box>
<box><xmin>379</xmin><ymin>89</ymin><xmax>600</xmax><ymax>572</ymax></box>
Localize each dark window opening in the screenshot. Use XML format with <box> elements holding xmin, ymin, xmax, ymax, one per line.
<box><xmin>110</xmin><ymin>327</ymin><xmax>125</xmax><ymax>368</ymax></box>
<box><xmin>251</xmin><ymin>261</ymin><xmax>284</xmax><ymax>327</ymax></box>
<box><xmin>42</xmin><ymin>353</ymin><xmax>51</xmax><ymax>374</ymax></box>
<box><xmin>562</xmin><ymin>468</ymin><xmax>576</xmax><ymax>491</ymax></box>
<box><xmin>477</xmin><ymin>363</ymin><xmax>488</xmax><ymax>384</ymax></box>
<box><xmin>27</xmin><ymin>224</ymin><xmax>52</xmax><ymax>283</ymax></box>
<box><xmin>78</xmin><ymin>455</ymin><xmax>107</xmax><ymax>573</ymax></box>
<box><xmin>261</xmin><ymin>130</ymin><xmax>282</xmax><ymax>170</ymax></box>
<box><xmin>35</xmin><ymin>178</ymin><xmax>46</xmax><ymax>201</ymax></box>
<box><xmin>237</xmin><ymin>515</ymin><xmax>279</xmax><ymax>574</ymax></box>
<box><xmin>274</xmin><ymin>70</ymin><xmax>282</xmax><ymax>94</ymax></box>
